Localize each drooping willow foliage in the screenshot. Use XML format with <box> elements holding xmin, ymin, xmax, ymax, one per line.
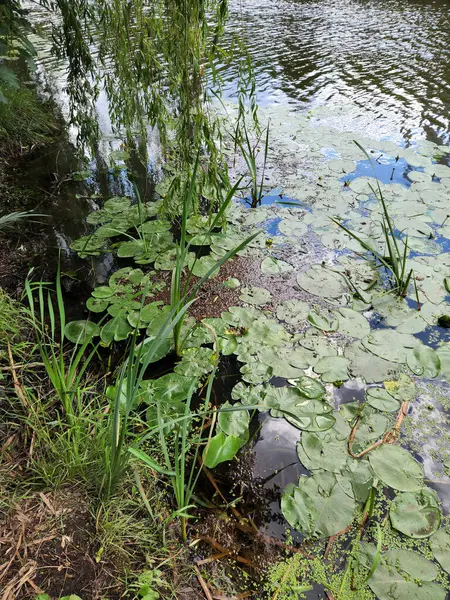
<box><xmin>0</xmin><ymin>0</ymin><xmax>36</xmax><ymax>99</ymax></box>
<box><xmin>40</xmin><ymin>0</ymin><xmax>250</xmax><ymax>213</ymax></box>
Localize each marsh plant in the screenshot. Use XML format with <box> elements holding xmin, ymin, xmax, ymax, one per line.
<box><xmin>332</xmin><ymin>141</ymin><xmax>415</xmax><ymax>299</ymax></box>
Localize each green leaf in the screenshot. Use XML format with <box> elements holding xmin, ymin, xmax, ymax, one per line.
<box><xmin>307</xmin><ymin>308</ymin><xmax>339</xmax><ymax>332</ymax></box>
<box><xmin>260</xmin><ymin>256</ymin><xmax>293</xmax><ymax>275</ymax></box>
<box><xmin>239</xmin><ymin>286</ymin><xmax>272</xmax><ymax>305</ymax></box>
<box><xmin>368</xmin><ymin>445</ymin><xmax>424</xmax><ymax>492</ymax></box>
<box><xmin>407</xmin><ymin>346</ymin><xmax>441</xmax><ymax>378</ymax></box>
<box><xmin>368</xmin><ymin>549</ymin><xmax>445</xmax><ymax>600</ymax></box>
<box><xmin>86</xmin><ymin>296</ymin><xmax>110</xmax><ymax>313</ymax></box>
<box><xmin>430</xmin><ymin>529</ymin><xmax>450</xmax><ymax>574</ymax></box>
<box><xmin>297</xmin><ymin>265</ymin><xmax>346</xmax><ymax>300</ymax></box>
<box><xmin>335</xmin><ymin>307</ymin><xmax>370</xmax><ymax>339</ymax></box>
<box><xmin>383</xmin><ymin>374</ymin><xmax>416</xmax><ymax>401</ymax></box>
<box><xmin>276</xmin><ymin>299</ymin><xmax>310</xmax><ymax>325</ymax></box>
<box><xmin>366</xmin><ymin>387</ymin><xmax>401</xmax><ymax>412</ymax></box>
<box><xmin>101</xmin><ymin>315</ymin><xmax>133</xmax><ymax>343</ymax></box>
<box><xmin>390</xmin><ymin>488</ymin><xmax>441</xmax><ymax>538</ymax></box>
<box><xmin>218</xmin><ymin>401</ymin><xmax>249</xmax><ymax>437</ymax></box>
<box><xmin>152</xmin><ymin>373</ymin><xmax>195</xmax><ymax>403</ymax></box>
<box><xmin>362</xmin><ymin>330</ymin><xmax>419</xmax><ymax>364</ymax></box>
<box><xmin>281</xmin><ymin>471</ymin><xmax>356</xmax><ymax>538</ymax></box>
<box><xmin>203</xmin><ymin>431</ymin><xmax>248</xmax><ymax>468</ymax></box>
<box><xmin>300</xmin><ymin>424</ymin><xmax>350</xmax><ymax>473</ymax></box>
<box><xmin>313</xmin><ymin>356</ymin><xmax>349</xmax><ymax>382</ymax></box>
<box><xmin>296</xmin><ymin>376</ymin><xmax>326</xmax><ymax>399</ymax></box>
<box><xmin>175</xmin><ymin>347</ymin><xmax>215</xmax><ymax>377</ymax></box>
<box><xmin>64</xmin><ymin>320</ymin><xmax>100</xmax><ymax>344</ymax></box>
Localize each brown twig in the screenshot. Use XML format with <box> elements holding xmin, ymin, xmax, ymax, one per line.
<box><xmin>194</xmin><ymin>565</ymin><xmax>214</xmax><ymax>600</ymax></box>
<box><xmin>348</xmin><ymin>401</ymin><xmax>409</xmax><ymax>459</ymax></box>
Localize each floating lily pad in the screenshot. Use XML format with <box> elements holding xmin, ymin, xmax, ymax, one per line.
<box><xmin>335</xmin><ymin>307</ymin><xmax>370</xmax><ymax>339</ymax></box>
<box><xmin>383</xmin><ymin>374</ymin><xmax>416</xmax><ymax>401</ymax></box>
<box><xmin>300</xmin><ymin>425</ymin><xmax>350</xmax><ymax>473</ymax></box>
<box><xmin>407</xmin><ymin>345</ymin><xmax>441</xmax><ymax>378</ymax></box>
<box><xmin>366</xmin><ymin>387</ymin><xmax>401</xmax><ymax>412</ymax></box>
<box><xmin>261</xmin><ymin>256</ymin><xmax>293</xmax><ymax>275</ymax></box>
<box><xmin>296</xmin><ymin>376</ymin><xmax>326</xmax><ymax>399</ymax></box>
<box><xmin>430</xmin><ymin>529</ymin><xmax>450</xmax><ymax>574</ymax></box>
<box><xmin>239</xmin><ymin>286</ymin><xmax>272</xmax><ymax>305</ymax></box>
<box><xmin>278</xmin><ymin>218</ymin><xmax>308</xmax><ymax>237</ymax></box>
<box><xmin>276</xmin><ymin>299</ymin><xmax>310</xmax><ymax>325</ymax></box>
<box><xmin>368</xmin><ymin>549</ymin><xmax>445</xmax><ymax>600</ymax></box>
<box><xmin>297</xmin><ymin>265</ymin><xmax>346</xmax><ymax>300</ymax></box>
<box><xmin>281</xmin><ymin>471</ymin><xmax>356</xmax><ymax>538</ymax></box>
<box><xmin>218</xmin><ymin>401</ymin><xmax>249</xmax><ymax>437</ymax></box>
<box><xmin>368</xmin><ymin>445</ymin><xmax>424</xmax><ymax>492</ymax></box>
<box><xmin>152</xmin><ymin>373</ymin><xmax>195</xmax><ymax>403</ymax></box>
<box><xmin>314</xmin><ymin>356</ymin><xmax>349</xmax><ymax>382</ymax></box>
<box><xmin>307</xmin><ymin>308</ymin><xmax>339</xmax><ymax>332</ymax></box>
<box><xmin>390</xmin><ymin>488</ymin><xmax>441</xmax><ymax>538</ymax></box>
<box><xmin>362</xmin><ymin>329</ymin><xmax>419</xmax><ymax>364</ymax></box>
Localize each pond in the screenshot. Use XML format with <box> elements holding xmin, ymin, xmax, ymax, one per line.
<box><xmin>16</xmin><ymin>0</ymin><xmax>450</xmax><ymax>598</ymax></box>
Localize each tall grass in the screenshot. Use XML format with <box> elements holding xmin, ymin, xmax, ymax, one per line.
<box><xmin>24</xmin><ymin>265</ymin><xmax>99</xmax><ymax>427</ymax></box>
<box><xmin>233</xmin><ymin>119</ymin><xmax>270</xmax><ymax>207</ymax></box>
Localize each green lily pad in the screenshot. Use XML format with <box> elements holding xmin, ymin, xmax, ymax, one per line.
<box><xmin>100</xmin><ymin>315</ymin><xmax>133</xmax><ymax>344</ymax></box>
<box><xmin>335</xmin><ymin>307</ymin><xmax>370</xmax><ymax>339</ymax></box>
<box><xmin>300</xmin><ymin>425</ymin><xmax>350</xmax><ymax>473</ymax></box>
<box><xmin>345</xmin><ymin>341</ymin><xmax>397</xmax><ymax>383</ymax></box>
<box><xmin>64</xmin><ymin>320</ymin><xmax>100</xmax><ymax>344</ymax></box>
<box><xmin>307</xmin><ymin>308</ymin><xmax>339</xmax><ymax>332</ymax></box>
<box><xmin>297</xmin><ymin>265</ymin><xmax>346</xmax><ymax>300</ymax></box>
<box><xmin>368</xmin><ymin>445</ymin><xmax>424</xmax><ymax>492</ymax></box>
<box><xmin>281</xmin><ymin>471</ymin><xmax>356</xmax><ymax>538</ymax></box>
<box><xmin>383</xmin><ymin>374</ymin><xmax>416</xmax><ymax>401</ymax></box>
<box><xmin>296</xmin><ymin>376</ymin><xmax>326</xmax><ymax>399</ymax></box>
<box><xmin>261</xmin><ymin>256</ymin><xmax>293</xmax><ymax>275</ymax></box>
<box><xmin>430</xmin><ymin>529</ymin><xmax>450</xmax><ymax>574</ymax></box>
<box><xmin>239</xmin><ymin>286</ymin><xmax>272</xmax><ymax>305</ymax></box>
<box><xmin>175</xmin><ymin>347</ymin><xmax>215</xmax><ymax>378</ymax></box>
<box><xmin>366</xmin><ymin>387</ymin><xmax>401</xmax><ymax>412</ymax></box>
<box><xmin>407</xmin><ymin>345</ymin><xmax>441</xmax><ymax>378</ymax></box>
<box><xmin>86</xmin><ymin>296</ymin><xmax>110</xmax><ymax>313</ymax></box>
<box><xmin>218</xmin><ymin>401</ymin><xmax>249</xmax><ymax>437</ymax></box>
<box><xmin>276</xmin><ymin>299</ymin><xmax>310</xmax><ymax>325</ymax></box>
<box><xmin>362</xmin><ymin>329</ymin><xmax>419</xmax><ymax>364</ymax></box>
<box><xmin>369</xmin><ymin>549</ymin><xmax>445</xmax><ymax>600</ymax></box>
<box><xmin>278</xmin><ymin>218</ymin><xmax>308</xmax><ymax>237</ymax></box>
<box><xmin>314</xmin><ymin>356</ymin><xmax>349</xmax><ymax>382</ymax></box>
<box><xmin>222</xmin><ymin>305</ymin><xmax>265</xmax><ymax>328</ymax></box>
<box><xmin>390</xmin><ymin>488</ymin><xmax>441</xmax><ymax>539</ymax></box>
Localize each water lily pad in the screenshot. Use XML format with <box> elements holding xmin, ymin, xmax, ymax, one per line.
<box><xmin>362</xmin><ymin>329</ymin><xmax>419</xmax><ymax>364</ymax></box>
<box><xmin>296</xmin><ymin>376</ymin><xmax>326</xmax><ymax>399</ymax></box>
<box><xmin>335</xmin><ymin>307</ymin><xmax>370</xmax><ymax>339</ymax></box>
<box><xmin>218</xmin><ymin>401</ymin><xmax>249</xmax><ymax>437</ymax></box>
<box><xmin>430</xmin><ymin>529</ymin><xmax>450</xmax><ymax>574</ymax></box>
<box><xmin>297</xmin><ymin>265</ymin><xmax>346</xmax><ymax>300</ymax></box>
<box><xmin>390</xmin><ymin>488</ymin><xmax>441</xmax><ymax>538</ymax></box>
<box><xmin>307</xmin><ymin>308</ymin><xmax>339</xmax><ymax>332</ymax></box>
<box><xmin>300</xmin><ymin>425</ymin><xmax>350</xmax><ymax>473</ymax></box>
<box><xmin>369</xmin><ymin>549</ymin><xmax>445</xmax><ymax>600</ymax></box>
<box><xmin>222</xmin><ymin>305</ymin><xmax>264</xmax><ymax>328</ymax></box>
<box><xmin>223</xmin><ymin>277</ymin><xmax>241</xmax><ymax>289</ymax></box>
<box><xmin>424</xmin><ymin>164</ymin><xmax>450</xmax><ymax>178</ymax></box>
<box><xmin>239</xmin><ymin>286</ymin><xmax>272</xmax><ymax>305</ymax></box>
<box><xmin>407</xmin><ymin>171</ymin><xmax>432</xmax><ymax>184</ymax></box>
<box><xmin>175</xmin><ymin>347</ymin><xmax>215</xmax><ymax>377</ymax></box>
<box><xmin>278</xmin><ymin>218</ymin><xmax>308</xmax><ymax>237</ymax></box>
<box><xmin>65</xmin><ymin>320</ymin><xmax>100</xmax><ymax>344</ymax></box>
<box><xmin>407</xmin><ymin>345</ymin><xmax>441</xmax><ymax>378</ymax></box>
<box><xmin>281</xmin><ymin>471</ymin><xmax>356</xmax><ymax>538</ymax></box>
<box><xmin>366</xmin><ymin>387</ymin><xmax>401</xmax><ymax>412</ymax></box>
<box><xmin>368</xmin><ymin>445</ymin><xmax>424</xmax><ymax>492</ymax></box>
<box><xmin>261</xmin><ymin>256</ymin><xmax>293</xmax><ymax>275</ymax></box>
<box><xmin>314</xmin><ymin>356</ymin><xmax>349</xmax><ymax>382</ymax></box>
<box><xmin>240</xmin><ymin>361</ymin><xmax>273</xmax><ymax>384</ymax></box>
<box><xmin>383</xmin><ymin>374</ymin><xmax>415</xmax><ymax>401</ymax></box>
<box><xmin>276</xmin><ymin>299</ymin><xmax>310</xmax><ymax>325</ymax></box>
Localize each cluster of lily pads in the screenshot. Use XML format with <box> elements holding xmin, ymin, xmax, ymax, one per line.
<box><xmin>66</xmin><ymin>110</ymin><xmax>450</xmax><ymax>599</ymax></box>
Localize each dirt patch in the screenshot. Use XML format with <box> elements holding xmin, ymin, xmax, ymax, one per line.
<box><xmin>0</xmin><ymin>488</ymin><xmax>116</xmax><ymax>600</ymax></box>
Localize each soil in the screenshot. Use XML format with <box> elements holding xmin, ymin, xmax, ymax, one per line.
<box><xmin>0</xmin><ymin>488</ymin><xmax>118</xmax><ymax>600</ymax></box>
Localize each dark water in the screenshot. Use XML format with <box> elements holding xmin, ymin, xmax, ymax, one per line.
<box><xmin>225</xmin><ymin>0</ymin><xmax>450</xmax><ymax>144</ymax></box>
